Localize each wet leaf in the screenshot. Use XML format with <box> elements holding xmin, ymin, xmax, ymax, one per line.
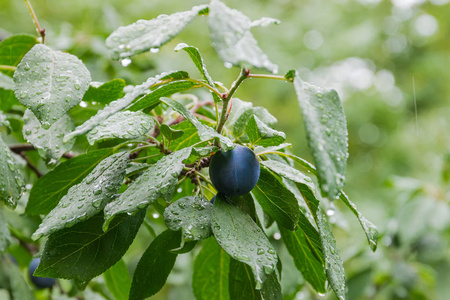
<box><xmin>290</xmin><ymin>70</ymin><xmax>348</xmax><ymax>201</ymax></box>
<box><xmin>229</xmin><ymin>259</ymin><xmax>262</xmax><ymax>300</ymax></box>
<box><xmin>0</xmin><ymin>208</ymin><xmax>11</xmax><ymax>253</ymax></box>
<box><xmin>82</xmin><ymin>79</ymin><xmax>126</xmax><ymax>104</ymax></box>
<box><xmin>208</xmin><ymin>0</ymin><xmax>278</xmax><ymax>73</ymax></box>
<box><xmin>0</xmin><ymin>34</ymin><xmax>38</xmax><ymax>77</ymax></box>
<box><xmin>22</xmin><ymin>109</ymin><xmax>75</xmax><ymax>163</ymax></box>
<box><xmin>226</xmin><ymin>98</ymin><xmax>277</xmax><ymax>139</ymax></box>
<box><xmin>129</xmin><ymin>230</ymin><xmax>181</xmax><ymax>300</ymax></box>
<box><xmin>161</xmin><ymin>97</ymin><xmax>234</xmax><ymax>150</ymax></box>
<box><xmin>164</xmin><ymin>196</ymin><xmax>213</xmax><ymax>242</ymax></box>
<box><xmin>279</xmin><ymin>221</ymin><xmax>326</xmax><ymax>293</ymax></box>
<box><xmin>193</xmin><ymin>238</ymin><xmax>230</xmax><ymax>300</ymax></box>
<box><xmin>160</xmin><ymin>124</ymin><xmax>184</xmax><ymax>141</ymax></box>
<box><xmin>35</xmin><ymin>210</ymin><xmax>145</xmax><ymax>282</ymax></box>
<box><xmin>261</xmin><ymin>159</ymin><xmax>315</xmax><ymax>192</ymax></box>
<box><xmin>339</xmin><ymin>192</ymin><xmax>378</xmax><ymax>252</ymax></box>
<box><xmin>316</xmin><ymin>209</ymin><xmax>346</xmax><ymax>300</ymax></box>
<box><xmin>87</xmin><ymin>111</ymin><xmax>154</xmax><ymax>145</ymax></box>
<box><xmin>104</xmin><ymin>147</ymin><xmax>192</xmax><ymax>229</ymax></box>
<box><xmin>64</xmin><ymin>70</ymin><xmax>186</xmax><ymax>142</ymax></box>
<box><xmin>174</xmin><ymin>43</ymin><xmax>221</xmax><ymax>102</ymax></box>
<box><xmin>251</xmin><ymin>167</ymin><xmax>300</xmax><ymax>231</ymax></box>
<box><xmin>0</xmin><ymin>136</ymin><xmax>25</xmax><ymax>208</ymax></box>
<box><xmin>103</xmin><ymin>259</ymin><xmax>132</xmax><ymax>300</ymax></box>
<box><xmin>246</xmin><ymin>115</ymin><xmax>285</xmax><ymax>147</ymax></box>
<box><xmin>26</xmin><ymin>148</ymin><xmax>113</xmax><ymax>215</ymax></box>
<box><xmin>32</xmin><ymin>152</ymin><xmax>129</xmax><ymax>239</ymax></box>
<box><xmin>13</xmin><ymin>44</ymin><xmax>91</xmax><ymax>128</ymax></box>
<box><xmin>211</xmin><ymin>194</ymin><xmax>278</xmax><ymax>289</ymax></box>
<box><xmin>106</xmin><ymin>5</ymin><xmax>207</xmax><ymax>60</ymax></box>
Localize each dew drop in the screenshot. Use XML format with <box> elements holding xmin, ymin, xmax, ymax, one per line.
<box><xmin>150</xmin><ymin>48</ymin><xmax>160</xmax><ymax>53</ymax></box>
<box><xmin>120</xmin><ymin>58</ymin><xmax>132</xmax><ymax>67</ymax></box>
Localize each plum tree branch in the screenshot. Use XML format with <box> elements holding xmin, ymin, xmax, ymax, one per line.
<box><xmin>215</xmin><ymin>68</ymin><xmax>249</xmax><ymax>136</ymax></box>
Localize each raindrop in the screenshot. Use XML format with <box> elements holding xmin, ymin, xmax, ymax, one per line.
<box><xmin>153</xmin><ymin>213</ymin><xmax>160</xmax><ymax>219</ymax></box>
<box><xmin>150</xmin><ymin>48</ymin><xmax>160</xmax><ymax>53</ymax></box>
<box><xmin>120</xmin><ymin>58</ymin><xmax>132</xmax><ymax>67</ymax></box>
<box><xmin>326</xmin><ymin>209</ymin><xmax>335</xmax><ymax>216</ymax></box>
<box><xmin>224</xmin><ymin>62</ymin><xmax>233</xmax><ymax>69</ymax></box>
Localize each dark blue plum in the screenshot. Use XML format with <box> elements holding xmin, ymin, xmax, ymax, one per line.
<box><xmin>209</xmin><ymin>145</ymin><xmax>260</xmax><ymax>197</ymax></box>
<box><xmin>28</xmin><ymin>258</ymin><xmax>56</xmax><ymax>289</ymax></box>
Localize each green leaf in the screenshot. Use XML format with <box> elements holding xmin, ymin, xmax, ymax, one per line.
<box><xmin>82</xmin><ymin>79</ymin><xmax>126</xmax><ymax>104</ymax></box>
<box><xmin>104</xmin><ymin>259</ymin><xmax>132</xmax><ymax>300</ymax></box>
<box><xmin>169</xmin><ymin>121</ymin><xmax>201</xmax><ymax>151</ymax></box>
<box><xmin>174</xmin><ymin>43</ymin><xmax>216</xmax><ymax>90</ymax></box>
<box><xmin>163</xmin><ymin>196</ymin><xmax>213</xmax><ymax>242</ymax></box>
<box><xmin>0</xmin><ymin>136</ymin><xmax>25</xmax><ymax>208</ymax></box>
<box><xmin>22</xmin><ymin>109</ymin><xmax>75</xmax><ymax>163</ymax></box>
<box><xmin>246</xmin><ymin>115</ymin><xmax>285</xmax><ymax>147</ymax></box>
<box><xmin>0</xmin><ymin>72</ymin><xmax>13</xmax><ymax>90</ymax></box>
<box><xmin>87</xmin><ymin>111</ymin><xmax>154</xmax><ymax>145</ymax></box>
<box><xmin>260</xmin><ymin>270</ymin><xmax>283</xmax><ymax>300</ymax></box>
<box><xmin>35</xmin><ymin>210</ymin><xmax>145</xmax><ymax>282</ymax></box>
<box><xmin>13</xmin><ymin>44</ymin><xmax>91</xmax><ymax>128</ymax></box>
<box><xmin>260</xmin><ymin>159</ymin><xmax>315</xmax><ymax>192</ymax></box>
<box><xmin>339</xmin><ymin>192</ymin><xmax>378</xmax><ymax>252</ymax></box>
<box><xmin>160</xmin><ymin>124</ymin><xmax>184</xmax><ymax>141</ymax></box>
<box><xmin>0</xmin><ymin>89</ymin><xmax>18</xmax><ymax>112</ymax></box>
<box><xmin>251</xmin><ymin>167</ymin><xmax>300</xmax><ymax>231</ymax></box>
<box><xmin>229</xmin><ymin>259</ymin><xmax>262</xmax><ymax>300</ymax></box>
<box><xmin>208</xmin><ymin>0</ymin><xmax>278</xmax><ymax>73</ymax></box>
<box><xmin>211</xmin><ymin>194</ymin><xmax>278</xmax><ymax>289</ymax></box>
<box><xmin>290</xmin><ymin>71</ymin><xmax>348</xmax><ymax>200</ymax></box>
<box><xmin>161</xmin><ymin>97</ymin><xmax>234</xmax><ymax>150</ymax></box>
<box><xmin>26</xmin><ymin>148</ymin><xmax>113</xmax><ymax>215</ymax></box>
<box><xmin>0</xmin><ymin>34</ymin><xmax>38</xmax><ymax>77</ymax></box>
<box><xmin>0</xmin><ymin>208</ymin><xmax>11</xmax><ymax>253</ymax></box>
<box><xmin>0</xmin><ymin>257</ymin><xmax>35</xmax><ymax>300</ymax></box>
<box><xmin>226</xmin><ymin>98</ymin><xmax>277</xmax><ymax>139</ymax></box>
<box><xmin>106</xmin><ymin>5</ymin><xmax>207</xmax><ymax>60</ymax></box>
<box><xmin>192</xmin><ymin>238</ymin><xmax>230</xmax><ymax>300</ymax></box>
<box><xmin>129</xmin><ymin>230</ymin><xmax>181</xmax><ymax>300</ymax></box>
<box><xmin>279</xmin><ymin>222</ymin><xmax>326</xmax><ymax>293</ymax></box>
<box><xmin>128</xmin><ymin>80</ymin><xmax>199</xmax><ymax>112</ymax></box>
<box><xmin>32</xmin><ymin>152</ymin><xmax>129</xmax><ymax>239</ymax></box>
<box><xmin>104</xmin><ymin>147</ymin><xmax>192</xmax><ymax>229</ymax></box>
<box><xmin>64</xmin><ymin>70</ymin><xmax>185</xmax><ymax>142</ymax></box>
<box><xmin>316</xmin><ymin>209</ymin><xmax>346</xmax><ymax>300</ymax></box>
<box><xmin>229</xmin><ymin>259</ymin><xmax>281</xmax><ymax>300</ymax></box>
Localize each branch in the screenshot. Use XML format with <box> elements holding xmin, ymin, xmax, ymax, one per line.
<box><xmin>18</xmin><ymin>152</ymin><xmax>43</xmax><ymax>178</ymax></box>
<box><xmin>9</xmin><ymin>143</ymin><xmax>76</xmax><ymax>159</ymax></box>
<box><xmin>215</xmin><ymin>68</ymin><xmax>249</xmax><ymax>136</ymax></box>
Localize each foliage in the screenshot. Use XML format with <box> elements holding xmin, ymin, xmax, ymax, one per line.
<box><xmin>1</xmin><ymin>0</ymin><xmax>400</xmax><ymax>299</ymax></box>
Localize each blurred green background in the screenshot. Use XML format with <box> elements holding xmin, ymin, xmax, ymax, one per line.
<box><xmin>1</xmin><ymin>0</ymin><xmax>449</xmax><ymax>299</ymax></box>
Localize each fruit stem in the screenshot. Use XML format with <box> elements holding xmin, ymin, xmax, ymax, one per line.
<box><xmin>215</xmin><ymin>68</ymin><xmax>249</xmax><ymax>136</ymax></box>
<box><xmin>24</xmin><ymin>0</ymin><xmax>45</xmax><ymax>43</ymax></box>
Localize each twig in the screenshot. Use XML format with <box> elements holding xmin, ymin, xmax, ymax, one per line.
<box><xmin>215</xmin><ymin>68</ymin><xmax>249</xmax><ymax>136</ymax></box>
<box><xmin>18</xmin><ymin>152</ymin><xmax>43</xmax><ymax>177</ymax></box>
<box><xmin>9</xmin><ymin>143</ymin><xmax>76</xmax><ymax>159</ymax></box>
<box><xmin>25</xmin><ymin>0</ymin><xmax>45</xmax><ymax>43</ymax></box>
